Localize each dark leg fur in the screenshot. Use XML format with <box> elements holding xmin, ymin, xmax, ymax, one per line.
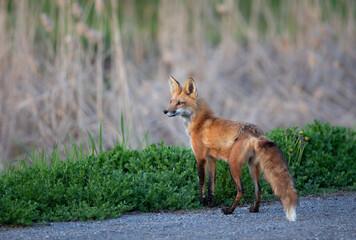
<box><xmin>197</xmin><ymin>159</ymin><xmax>207</xmax><ymax>206</ymax></box>
<box><xmin>248</xmin><ymin>161</ymin><xmax>261</xmax><ymax>213</ymax></box>
<box><xmin>207</xmin><ymin>157</ymin><xmax>217</xmax><ymax>207</ymax></box>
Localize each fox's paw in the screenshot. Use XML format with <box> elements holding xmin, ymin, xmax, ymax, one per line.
<box><xmin>200</xmin><ymin>196</ymin><xmax>207</xmax><ymax>206</ymax></box>
<box><xmin>207</xmin><ymin>202</ymin><xmax>217</xmax><ymax>208</ymax></box>
<box><xmin>207</xmin><ymin>195</ymin><xmax>216</xmax><ymax>208</ymax></box>
<box><xmin>249</xmin><ymin>206</ymin><xmax>259</xmax><ymax>213</ymax></box>
<box><xmin>221</xmin><ymin>207</ymin><xmax>233</xmax><ymax>215</ymax></box>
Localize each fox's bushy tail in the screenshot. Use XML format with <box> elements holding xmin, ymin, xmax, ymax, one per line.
<box><xmin>259</xmin><ymin>142</ymin><xmax>298</xmax><ymax>221</ymax></box>
<box><xmin>282</xmin><ymin>188</ymin><xmax>298</xmax><ymax>221</ymax></box>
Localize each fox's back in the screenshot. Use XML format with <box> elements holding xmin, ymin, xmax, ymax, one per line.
<box><xmin>201</xmin><ymin>118</ymin><xmax>240</xmax><ymax>146</ymax></box>
<box><xmin>201</xmin><ymin>117</ymin><xmax>264</xmax><ymax>143</ymax></box>
<box><xmin>192</xmin><ymin>118</ymin><xmax>264</xmax><ymax>160</ymax></box>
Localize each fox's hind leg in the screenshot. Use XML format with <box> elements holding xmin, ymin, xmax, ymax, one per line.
<box><xmin>222</xmin><ymin>161</ymin><xmax>243</xmax><ymax>214</ymax></box>
<box><xmin>248</xmin><ymin>160</ymin><xmax>261</xmax><ymax>213</ymax></box>
<box><xmin>222</xmin><ymin>140</ymin><xmax>251</xmax><ymax>214</ymax></box>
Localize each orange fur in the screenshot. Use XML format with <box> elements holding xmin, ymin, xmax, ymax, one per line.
<box><xmin>164</xmin><ymin>76</ymin><xmax>298</xmax><ymax>221</ymax></box>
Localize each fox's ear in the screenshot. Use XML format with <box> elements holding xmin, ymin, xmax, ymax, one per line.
<box><xmin>168</xmin><ymin>76</ymin><xmax>182</xmax><ymax>96</ymax></box>
<box><xmin>182</xmin><ymin>78</ymin><xmax>198</xmax><ymax>99</ymax></box>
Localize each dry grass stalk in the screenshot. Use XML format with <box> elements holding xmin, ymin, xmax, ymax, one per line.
<box><xmin>72</xmin><ymin>2</ymin><xmax>82</xmax><ymax>19</ymax></box>
<box><xmin>95</xmin><ymin>0</ymin><xmax>104</xmax><ymax>15</ymax></box>
<box><xmin>40</xmin><ymin>13</ymin><xmax>54</xmax><ymax>32</ymax></box>
<box><xmin>0</xmin><ymin>0</ymin><xmax>355</xmax><ymax>168</ymax></box>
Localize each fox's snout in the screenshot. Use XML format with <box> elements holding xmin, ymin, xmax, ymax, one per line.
<box><xmin>163</xmin><ymin>109</ymin><xmax>177</xmax><ymax>117</ymax></box>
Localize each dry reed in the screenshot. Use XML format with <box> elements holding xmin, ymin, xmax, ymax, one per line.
<box><xmin>0</xmin><ymin>0</ymin><xmax>355</xmax><ymax>171</ymax></box>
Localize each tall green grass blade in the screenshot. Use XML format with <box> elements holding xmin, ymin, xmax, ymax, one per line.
<box><xmin>79</xmin><ymin>142</ymin><xmax>83</xmax><ymax>161</ymax></box>
<box><xmin>86</xmin><ymin>141</ymin><xmax>91</xmax><ymax>157</ymax></box>
<box><xmin>64</xmin><ymin>144</ymin><xmax>70</xmax><ymax>160</ymax></box>
<box><xmin>136</xmin><ymin>129</ymin><xmax>150</xmax><ymax>149</ymax></box>
<box><xmin>13</xmin><ymin>137</ymin><xmax>34</xmax><ymax>163</ymax></box>
<box><xmin>143</xmin><ymin>129</ymin><xmax>149</xmax><ymax>146</ymax></box>
<box><xmin>51</xmin><ymin>144</ymin><xmax>61</xmax><ymax>166</ymax></box>
<box><xmin>99</xmin><ymin>123</ymin><xmax>103</xmax><ymax>154</ymax></box>
<box><xmin>120</xmin><ymin>111</ymin><xmax>125</xmax><ymax>148</ymax></box>
<box><xmin>69</xmin><ymin>136</ymin><xmax>79</xmax><ymax>161</ymax></box>
<box><xmin>87</xmin><ymin>131</ymin><xmax>98</xmax><ymax>156</ymax></box>
<box><xmin>126</xmin><ymin>118</ymin><xmax>130</xmax><ymax>148</ymax></box>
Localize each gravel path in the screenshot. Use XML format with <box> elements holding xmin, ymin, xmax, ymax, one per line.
<box><xmin>1</xmin><ymin>192</ymin><xmax>355</xmax><ymax>240</ymax></box>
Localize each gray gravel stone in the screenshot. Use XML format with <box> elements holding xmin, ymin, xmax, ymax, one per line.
<box><xmin>1</xmin><ymin>192</ymin><xmax>355</xmax><ymax>240</ymax></box>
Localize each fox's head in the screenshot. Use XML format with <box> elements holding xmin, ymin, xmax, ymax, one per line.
<box><xmin>163</xmin><ymin>76</ymin><xmax>198</xmax><ymax>118</ymax></box>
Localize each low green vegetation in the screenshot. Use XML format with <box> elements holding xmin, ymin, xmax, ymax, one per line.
<box><xmin>1</xmin><ymin>120</ymin><xmax>355</xmax><ymax>226</ymax></box>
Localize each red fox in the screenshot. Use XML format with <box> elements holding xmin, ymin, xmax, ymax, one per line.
<box><xmin>163</xmin><ymin>76</ymin><xmax>298</xmax><ymax>221</ymax></box>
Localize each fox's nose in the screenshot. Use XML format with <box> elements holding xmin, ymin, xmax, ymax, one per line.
<box><xmin>163</xmin><ymin>110</ymin><xmax>168</xmax><ymax>114</ymax></box>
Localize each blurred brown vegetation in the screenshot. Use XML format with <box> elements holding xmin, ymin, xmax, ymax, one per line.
<box><xmin>0</xmin><ymin>0</ymin><xmax>355</xmax><ymax>169</ymax></box>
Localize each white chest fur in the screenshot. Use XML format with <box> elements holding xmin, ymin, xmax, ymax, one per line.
<box><xmin>182</xmin><ymin>116</ymin><xmax>192</xmax><ymax>136</ymax></box>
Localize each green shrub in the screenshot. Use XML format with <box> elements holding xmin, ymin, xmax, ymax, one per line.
<box><xmin>0</xmin><ymin>120</ymin><xmax>355</xmax><ymax>226</ymax></box>
<box><xmin>0</xmin><ymin>143</ymin><xmax>200</xmax><ymax>225</ymax></box>
<box><xmin>267</xmin><ymin>120</ymin><xmax>356</xmax><ymax>194</ymax></box>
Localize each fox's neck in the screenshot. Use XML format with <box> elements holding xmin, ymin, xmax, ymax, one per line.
<box><xmin>184</xmin><ymin>98</ymin><xmax>214</xmax><ymax>135</ymax></box>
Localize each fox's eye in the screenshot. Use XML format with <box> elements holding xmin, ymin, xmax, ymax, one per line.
<box><xmin>177</xmin><ymin>101</ymin><xmax>183</xmax><ymax>105</ymax></box>
<box><xmin>170</xmin><ymin>100</ymin><xmax>172</xmax><ymax>104</ymax></box>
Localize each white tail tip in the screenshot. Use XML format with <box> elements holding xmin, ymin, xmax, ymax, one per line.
<box><xmin>286</xmin><ymin>206</ymin><xmax>296</xmax><ymax>221</ymax></box>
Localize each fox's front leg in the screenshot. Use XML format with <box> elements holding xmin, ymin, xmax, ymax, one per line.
<box><xmin>197</xmin><ymin>158</ymin><xmax>207</xmax><ymax>206</ymax></box>
<box><xmin>207</xmin><ymin>156</ymin><xmax>217</xmax><ymax>207</ymax></box>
